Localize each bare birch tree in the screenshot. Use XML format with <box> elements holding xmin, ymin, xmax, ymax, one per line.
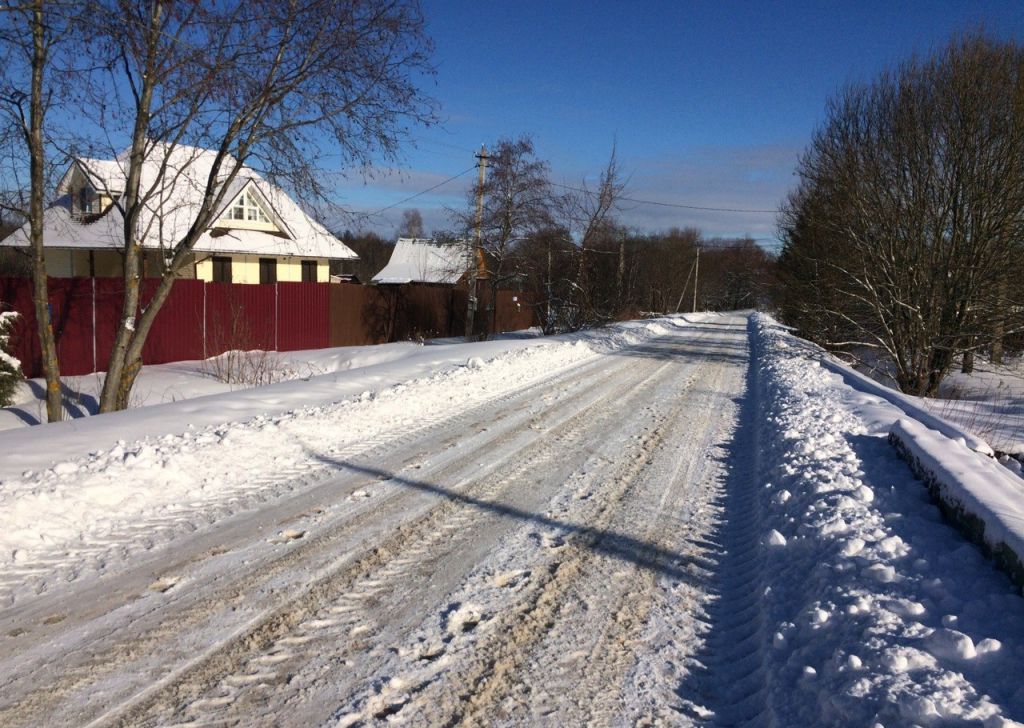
<box><xmin>559</xmin><ymin>145</ymin><xmax>627</xmax><ymax>326</ymax></box>
<box><xmin>452</xmin><ymin>135</ymin><xmax>554</xmax><ymax>338</ymax></box>
<box><xmin>397</xmin><ymin>208</ymin><xmax>425</xmax><ymax>238</ymax></box>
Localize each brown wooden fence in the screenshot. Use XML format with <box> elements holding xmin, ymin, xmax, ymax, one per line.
<box><xmin>0</xmin><ymin>277</ymin><xmax>535</xmax><ymax>378</ymax></box>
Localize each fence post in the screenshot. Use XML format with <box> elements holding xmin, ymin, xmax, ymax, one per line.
<box><xmin>202</xmin><ymin>282</ymin><xmax>207</xmax><ymax>360</ymax></box>
<box><xmin>91</xmin><ymin>276</ymin><xmax>97</xmax><ymax>373</ymax></box>
<box><xmin>275</xmin><ymin>282</ymin><xmax>279</xmax><ymax>352</ymax></box>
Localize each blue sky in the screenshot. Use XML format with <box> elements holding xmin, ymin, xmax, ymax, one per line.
<box><xmin>333</xmin><ymin>1</ymin><xmax>1024</xmax><ymax>245</ymax></box>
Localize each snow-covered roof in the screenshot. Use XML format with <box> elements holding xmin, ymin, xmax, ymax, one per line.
<box><xmin>372</xmin><ymin>238</ymin><xmax>469</xmax><ymax>285</ymax></box>
<box><xmin>57</xmin><ymin>158</ymin><xmax>128</xmax><ymax>195</ymax></box>
<box><xmin>5</xmin><ymin>142</ymin><xmax>357</xmax><ymax>261</ymax></box>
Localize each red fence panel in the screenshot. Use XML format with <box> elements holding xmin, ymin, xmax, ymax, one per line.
<box><xmin>50</xmin><ymin>278</ymin><xmax>100</xmax><ymax>376</ymax></box>
<box><xmin>1</xmin><ymin>277</ymin><xmax>111</xmax><ymax>377</ymax></box>
<box><xmin>277</xmin><ymin>282</ymin><xmax>329</xmax><ymax>352</ymax></box>
<box><xmin>91</xmin><ymin>278</ymin><xmax>125</xmax><ymax>376</ymax></box>
<box><xmin>141</xmin><ymin>279</ymin><xmax>205</xmax><ymax>365</ymax></box>
<box><xmin>1</xmin><ymin>276</ymin><xmax>536</xmax><ymax>379</ymax></box>
<box><xmin>203</xmin><ymin>282</ymin><xmax>276</xmax><ymax>356</ymax></box>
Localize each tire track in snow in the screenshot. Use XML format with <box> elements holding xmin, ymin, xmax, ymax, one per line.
<box><xmin>155</xmin><ymin>356</ymin><xmax>686</xmax><ymax>728</ymax></box>
<box><xmin>77</xmin><ymin>347</ymin><xmax>691</xmax><ymax>727</ymax></box>
<box><xmin>0</xmin><ymin>350</ymin><xmax>644</xmax><ymax>728</ymax></box>
<box><xmin>444</xmin><ymin>353</ymin><xmax>744</xmax><ymax>727</ymax></box>
<box><xmin>701</xmin><ymin>321</ymin><xmax>774</xmax><ymax>727</ymax></box>
<box><xmin>0</xmin><ymin>340</ymin><xmax>610</xmax><ymax>607</ymax></box>
<box><xmin>327</xmin><ymin>343</ymin><xmax>742</xmax><ymax>727</ymax></box>
<box><xmin>429</xmin><ymin>380</ymin><xmax>691</xmax><ymax>727</ymax></box>
<box><xmin>577</xmin><ymin>360</ymin><xmax>742</xmax><ymax>727</ymax></box>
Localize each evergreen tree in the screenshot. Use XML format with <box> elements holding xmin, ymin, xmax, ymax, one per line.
<box><xmin>0</xmin><ymin>311</ymin><xmax>24</xmax><ymax>406</ymax></box>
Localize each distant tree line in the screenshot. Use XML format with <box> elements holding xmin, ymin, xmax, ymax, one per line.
<box><xmin>431</xmin><ymin>136</ymin><xmax>776</xmax><ymax>337</ymax></box>
<box><xmin>340</xmin><ymin>138</ymin><xmax>776</xmax><ymax>340</ymax></box>
<box><xmin>777</xmin><ymin>34</ymin><xmax>1024</xmax><ymax>396</ymax></box>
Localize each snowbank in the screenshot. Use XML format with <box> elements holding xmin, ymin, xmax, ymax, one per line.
<box><xmin>751</xmin><ymin>313</ymin><xmax>1024</xmax><ymax>725</ymax></box>
<box><xmin>889</xmin><ymin>418</ymin><xmax>1024</xmax><ymax>587</ymax></box>
<box><xmin>819</xmin><ymin>356</ymin><xmax>994</xmax><ymax>456</ymax></box>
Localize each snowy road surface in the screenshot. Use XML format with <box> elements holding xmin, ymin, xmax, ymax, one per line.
<box><xmin>1</xmin><ymin>315</ymin><xmax>749</xmax><ymax>726</ymax></box>
<box><xmin>4</xmin><ymin>312</ymin><xmax>1024</xmax><ymax>727</ymax></box>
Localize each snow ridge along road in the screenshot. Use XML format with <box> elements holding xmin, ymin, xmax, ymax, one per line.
<box><xmin>1</xmin><ymin>314</ymin><xmax>750</xmax><ymax>727</ymax></box>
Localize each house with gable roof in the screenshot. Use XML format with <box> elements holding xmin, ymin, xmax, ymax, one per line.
<box><xmin>2</xmin><ymin>142</ymin><xmax>358</xmax><ymax>283</ymax></box>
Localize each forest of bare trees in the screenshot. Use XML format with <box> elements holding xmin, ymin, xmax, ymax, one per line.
<box><xmin>777</xmin><ymin>33</ymin><xmax>1024</xmax><ymax>396</ymax></box>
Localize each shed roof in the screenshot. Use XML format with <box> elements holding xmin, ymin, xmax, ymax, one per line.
<box><xmin>372</xmin><ymin>238</ymin><xmax>469</xmax><ymax>285</ymax></box>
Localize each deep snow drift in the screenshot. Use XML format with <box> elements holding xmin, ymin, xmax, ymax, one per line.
<box><xmin>752</xmin><ymin>314</ymin><xmax>1024</xmax><ymax>725</ymax></box>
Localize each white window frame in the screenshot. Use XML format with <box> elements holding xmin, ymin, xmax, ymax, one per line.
<box><xmin>226</xmin><ymin>189</ymin><xmax>271</xmax><ymax>223</ymax></box>
<box><xmin>217</xmin><ymin>185</ymin><xmax>280</xmax><ymax>232</ymax></box>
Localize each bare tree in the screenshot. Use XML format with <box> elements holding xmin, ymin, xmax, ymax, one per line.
<box><xmin>559</xmin><ymin>145</ymin><xmax>627</xmax><ymax>325</ymax></box>
<box><xmin>397</xmin><ymin>208</ymin><xmax>424</xmax><ymax>238</ymax></box>
<box><xmin>70</xmin><ymin>0</ymin><xmax>435</xmax><ymax>411</ymax></box>
<box><xmin>452</xmin><ymin>135</ymin><xmax>554</xmax><ymax>338</ymax></box>
<box><xmin>0</xmin><ymin>0</ymin><xmax>75</xmax><ymax>421</ymax></box>
<box><xmin>778</xmin><ymin>34</ymin><xmax>1024</xmax><ymax>395</ymax></box>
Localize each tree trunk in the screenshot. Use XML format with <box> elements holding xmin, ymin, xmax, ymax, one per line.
<box><xmin>98</xmin><ymin>1</ymin><xmax>161</xmax><ymax>413</ymax></box>
<box><xmin>961</xmin><ymin>347</ymin><xmax>974</xmax><ymax>374</ymax></box>
<box><xmin>99</xmin><ymin>242</ymin><xmax>143</xmax><ymax>412</ymax></box>
<box><xmin>107</xmin><ymin>265</ymin><xmax>175</xmax><ymax>408</ymax></box>
<box><xmin>991</xmin><ymin>275</ymin><xmax>1006</xmax><ymax>365</ymax></box>
<box><xmin>615</xmin><ymin>238</ymin><xmax>625</xmax><ymax>315</ymax></box>
<box><xmin>28</xmin><ymin>0</ymin><xmax>62</xmax><ymax>423</ymax></box>
<box><xmin>544</xmin><ymin>241</ymin><xmax>552</xmax><ymax>334</ymax></box>
<box><xmin>489</xmin><ymin>278</ymin><xmax>498</xmax><ymax>340</ymax></box>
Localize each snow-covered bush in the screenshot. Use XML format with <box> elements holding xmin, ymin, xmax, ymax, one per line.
<box><xmin>0</xmin><ymin>310</ymin><xmax>24</xmax><ymax>406</ymax></box>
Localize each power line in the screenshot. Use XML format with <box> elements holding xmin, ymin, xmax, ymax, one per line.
<box><xmin>367</xmin><ymin>166</ymin><xmax>475</xmax><ymax>217</ymax></box>
<box><xmin>550</xmin><ymin>180</ymin><xmax>778</xmax><ymax>214</ymax></box>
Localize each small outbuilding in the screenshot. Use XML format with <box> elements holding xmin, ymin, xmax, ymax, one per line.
<box><xmin>371</xmin><ymin>238</ymin><xmax>470</xmax><ymax>285</ymax></box>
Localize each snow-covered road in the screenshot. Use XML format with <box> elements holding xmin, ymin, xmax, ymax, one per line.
<box><xmin>0</xmin><ymin>314</ymin><xmax>750</xmax><ymax>727</ymax></box>
<box><xmin>4</xmin><ymin>312</ymin><xmax>1024</xmax><ymax>727</ymax></box>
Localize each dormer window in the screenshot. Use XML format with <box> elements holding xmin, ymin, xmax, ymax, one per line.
<box><xmin>78</xmin><ymin>186</ymin><xmax>98</xmax><ymax>215</ymax></box>
<box><xmin>227</xmin><ymin>189</ymin><xmax>271</xmax><ymax>223</ymax></box>
<box><xmin>216</xmin><ymin>185</ymin><xmax>281</xmax><ymax>233</ymax></box>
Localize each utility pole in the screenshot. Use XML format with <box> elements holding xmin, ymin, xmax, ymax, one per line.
<box><xmin>674</xmin><ymin>254</ymin><xmax>696</xmax><ymax>313</ymax></box>
<box><xmin>465</xmin><ymin>145</ymin><xmax>488</xmax><ymax>341</ymax></box>
<box><xmin>692</xmin><ymin>244</ymin><xmax>700</xmax><ymax>313</ymax></box>
<box><xmin>545</xmin><ymin>238</ymin><xmax>552</xmax><ymax>330</ymax></box>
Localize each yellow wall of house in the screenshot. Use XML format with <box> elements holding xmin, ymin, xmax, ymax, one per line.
<box><xmin>234</xmin><ymin>256</ymin><xmax>260</xmax><ymax>284</ymax></box>
<box><xmin>72</xmin><ymin>251</ymin><xmax>91</xmax><ymax>275</ymax></box>
<box><xmin>44</xmin><ymin>249</ymin><xmax>200</xmax><ymax>279</ymax></box>
<box><xmin>195</xmin><ymin>257</ymin><xmax>211</xmax><ymax>281</ymax></box>
<box><xmin>44</xmin><ymin>250</ymin><xmax>328</xmax><ymax>282</ymax></box>
<box><xmin>195</xmin><ymin>255</ymin><xmax>329</xmax><ymax>283</ymax></box>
